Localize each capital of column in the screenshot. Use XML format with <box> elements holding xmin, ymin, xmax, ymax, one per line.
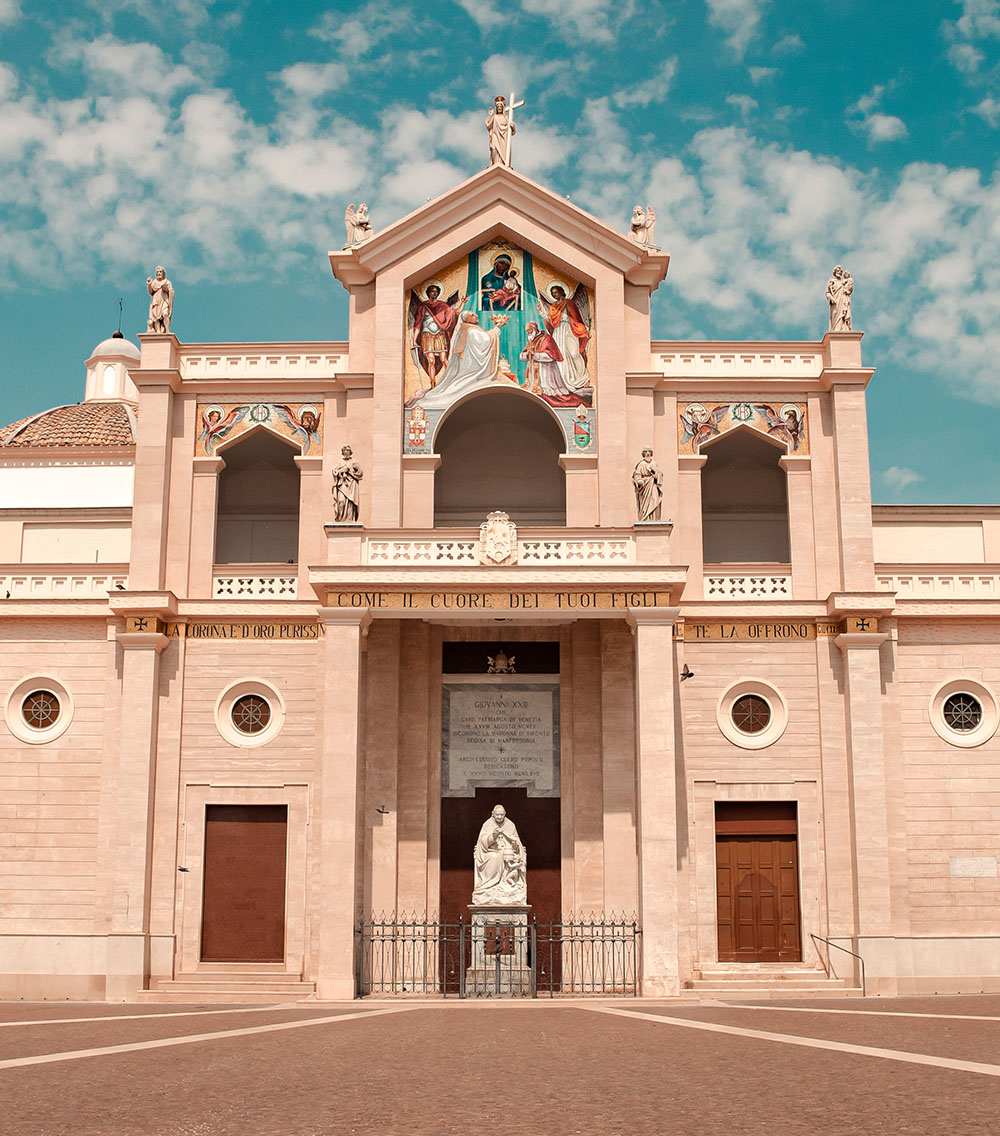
<box><xmin>779</xmin><ymin>454</ymin><xmax>811</xmax><ymax>473</ymax></box>
<box><xmin>317</xmin><ymin>606</ymin><xmax>373</xmax><ymax>633</ymax></box>
<box><xmin>294</xmin><ymin>455</ymin><xmax>324</xmax><ymax>474</ymax></box>
<box><xmin>834</xmin><ymin>631</ymin><xmax>890</xmax><ymax>652</ymax></box>
<box><xmin>626</xmin><ymin>606</ymin><xmax>680</xmax><ymax>631</ymax></box>
<box><xmin>117</xmin><ymin>632</ymin><xmax>171</xmax><ymax>653</ymax></box>
<box><xmin>677</xmin><ymin>454</ymin><xmax>707</xmax><ymax>472</ymax></box>
<box><xmin>192</xmin><ymin>456</ymin><xmax>226</xmax><ymax>475</ymax></box>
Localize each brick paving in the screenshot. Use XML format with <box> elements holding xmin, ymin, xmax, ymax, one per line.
<box><xmin>2</xmin><ymin>995</ymin><xmax>999</xmax><ymax>1135</ymax></box>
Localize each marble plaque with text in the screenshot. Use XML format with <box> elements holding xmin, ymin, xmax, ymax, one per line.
<box><xmin>441</xmin><ymin>679</ymin><xmax>559</xmax><ymax>797</ymax></box>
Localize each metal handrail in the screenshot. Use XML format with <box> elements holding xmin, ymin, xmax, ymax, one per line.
<box><xmin>810</xmin><ymin>933</ymin><xmax>866</xmax><ymax>997</ymax></box>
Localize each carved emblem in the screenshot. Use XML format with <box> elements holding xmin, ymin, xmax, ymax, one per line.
<box><xmin>479</xmin><ymin>510</ymin><xmax>517</xmax><ymax>565</ymax></box>
<box><xmin>487</xmin><ymin>650</ymin><xmax>516</xmax><ymax>674</ymax></box>
<box><xmin>407</xmin><ymin>405</ymin><xmax>428</xmax><ymax>448</ymax></box>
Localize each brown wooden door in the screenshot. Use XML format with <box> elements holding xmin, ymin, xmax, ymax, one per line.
<box><xmin>201</xmin><ymin>805</ymin><xmax>287</xmax><ymax>962</ymax></box>
<box><xmin>716</xmin><ymin>834</ymin><xmax>800</xmax><ymax>962</ymax></box>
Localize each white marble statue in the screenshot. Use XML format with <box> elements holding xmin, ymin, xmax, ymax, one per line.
<box><xmin>472</xmin><ymin>805</ymin><xmax>527</xmax><ymax>905</ymax></box>
<box><xmin>331</xmin><ymin>444</ymin><xmax>363</xmax><ymax>522</ymax></box>
<box><xmin>344</xmin><ymin>203</ymin><xmax>374</xmax><ymax>248</ymax></box>
<box><xmin>633</xmin><ymin>447</ymin><xmax>664</xmax><ymax>522</ymax></box>
<box><xmin>629</xmin><ymin>205</ymin><xmax>656</xmax><ymax>247</ymax></box>
<box><xmin>486</xmin><ymin>92</ymin><xmax>523</xmax><ymax>168</ymax></box>
<box><xmin>146</xmin><ymin>266</ymin><xmax>174</xmax><ymax>334</ymax></box>
<box><xmin>826</xmin><ymin>264</ymin><xmax>853</xmax><ymax>331</ymax></box>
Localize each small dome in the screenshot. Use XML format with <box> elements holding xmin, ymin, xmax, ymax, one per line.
<box><xmin>0</xmin><ymin>402</ymin><xmax>137</xmax><ymax>448</ymax></box>
<box><xmin>89</xmin><ymin>333</ymin><xmax>141</xmax><ymax>362</ymax></box>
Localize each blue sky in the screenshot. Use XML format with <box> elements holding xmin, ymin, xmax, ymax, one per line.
<box><xmin>2</xmin><ymin>0</ymin><xmax>1000</xmax><ymax>502</ymax></box>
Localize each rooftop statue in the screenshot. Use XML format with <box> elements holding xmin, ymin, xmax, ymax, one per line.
<box><xmin>344</xmin><ymin>203</ymin><xmax>374</xmax><ymax>248</ymax></box>
<box><xmin>629</xmin><ymin>205</ymin><xmax>657</xmax><ymax>248</ymax></box>
<box><xmin>146</xmin><ymin>266</ymin><xmax>174</xmax><ymax>334</ymax></box>
<box><xmin>486</xmin><ymin>92</ymin><xmax>524</xmax><ymax>168</ymax></box>
<box><xmin>826</xmin><ymin>264</ymin><xmax>854</xmax><ymax>332</ymax></box>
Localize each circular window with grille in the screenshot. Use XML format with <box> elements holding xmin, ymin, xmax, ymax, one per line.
<box><xmin>717</xmin><ymin>680</ymin><xmax>787</xmax><ymax>749</ymax></box>
<box><xmin>731</xmin><ymin>694</ymin><xmax>771</xmax><ymax>735</ymax></box>
<box><xmin>215</xmin><ymin>680</ymin><xmax>285</xmax><ymax>748</ymax></box>
<box><xmin>231</xmin><ymin>694</ymin><xmax>271</xmax><ymax>735</ymax></box>
<box><xmin>5</xmin><ymin>677</ymin><xmax>73</xmax><ymax>744</ymax></box>
<box><xmin>22</xmin><ymin>690</ymin><xmax>61</xmax><ymax>730</ymax></box>
<box><xmin>930</xmin><ymin>679</ymin><xmax>997</xmax><ymax>748</ymax></box>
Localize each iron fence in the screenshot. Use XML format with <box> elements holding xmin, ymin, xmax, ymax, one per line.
<box><xmin>356</xmin><ymin>914</ymin><xmax>640</xmax><ymax>998</ymax></box>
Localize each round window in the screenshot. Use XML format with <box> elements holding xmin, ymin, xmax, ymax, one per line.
<box><xmin>731</xmin><ymin>694</ymin><xmax>771</xmax><ymax>734</ymax></box>
<box><xmin>231</xmin><ymin>695</ymin><xmax>271</xmax><ymax>735</ymax></box>
<box><xmin>942</xmin><ymin>692</ymin><xmax>983</xmax><ymax>733</ymax></box>
<box><xmin>930</xmin><ymin>679</ymin><xmax>998</xmax><ymax>748</ymax></box>
<box><xmin>22</xmin><ymin>690</ymin><xmax>61</xmax><ymax>730</ymax></box>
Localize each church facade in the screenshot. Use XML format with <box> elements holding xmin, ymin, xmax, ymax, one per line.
<box><xmin>2</xmin><ymin>163</ymin><xmax>999</xmax><ymax>1002</ymax></box>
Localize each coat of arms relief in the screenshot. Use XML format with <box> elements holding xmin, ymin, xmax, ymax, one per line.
<box><xmin>479</xmin><ymin>510</ymin><xmax>517</xmax><ymax>565</ymax></box>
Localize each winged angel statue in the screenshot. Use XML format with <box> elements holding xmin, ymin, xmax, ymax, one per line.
<box><xmin>343</xmin><ymin>204</ymin><xmax>373</xmax><ymax>248</ymax></box>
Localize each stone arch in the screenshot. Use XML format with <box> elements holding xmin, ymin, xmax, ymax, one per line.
<box><xmin>700</xmin><ymin>426</ymin><xmax>790</xmax><ymax>563</ymax></box>
<box><xmin>214</xmin><ymin>427</ymin><xmax>301</xmax><ymax>564</ymax></box>
<box><xmin>433</xmin><ymin>388</ymin><xmax>566</xmax><ymax>527</ymax></box>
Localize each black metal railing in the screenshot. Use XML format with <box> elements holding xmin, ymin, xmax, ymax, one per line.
<box><xmin>356</xmin><ymin>913</ymin><xmax>641</xmax><ymax>998</ymax></box>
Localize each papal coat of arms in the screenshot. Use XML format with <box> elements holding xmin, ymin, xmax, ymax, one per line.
<box><xmin>479</xmin><ymin>510</ymin><xmax>517</xmax><ymax>565</ymax></box>
<box><xmin>407</xmin><ymin>405</ymin><xmax>428</xmax><ymax>448</ymax></box>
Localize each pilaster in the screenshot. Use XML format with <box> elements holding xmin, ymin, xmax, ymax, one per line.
<box><xmin>629</xmin><ymin>608</ymin><xmax>681</xmax><ymax>996</ymax></box>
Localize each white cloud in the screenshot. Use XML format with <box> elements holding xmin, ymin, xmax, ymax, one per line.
<box><xmin>612</xmin><ymin>59</ymin><xmax>678</xmax><ymax>108</ymax></box>
<box><xmin>882</xmin><ymin>467</ymin><xmax>924</xmax><ymax>490</ymax></box>
<box><xmin>948</xmin><ymin>41</ymin><xmax>985</xmax><ymax>72</ymax></box>
<box><xmin>972</xmin><ymin>95</ymin><xmax>1000</xmax><ymax>124</ymax></box>
<box><xmin>847</xmin><ymin>86</ymin><xmax>908</xmax><ymax>144</ymax></box>
<box><xmin>772</xmin><ymin>33</ymin><xmax>804</xmax><ymax>54</ymax></box>
<box><xmin>726</xmin><ymin>94</ymin><xmax>757</xmax><ymax>120</ymax></box>
<box><xmin>706</xmin><ymin>0</ymin><xmax>770</xmax><ymax>58</ymax></box>
<box><xmin>748</xmin><ymin>66</ymin><xmax>776</xmax><ymax>83</ymax></box>
<box><xmin>0</xmin><ymin>0</ymin><xmax>21</xmax><ymax>26</ymax></box>
<box><xmin>954</xmin><ymin>0</ymin><xmax>1000</xmax><ymax>40</ymax></box>
<box><xmin>309</xmin><ymin>2</ymin><xmax>408</xmax><ymax>55</ymax></box>
<box><xmin>275</xmin><ymin>63</ymin><xmax>349</xmax><ymax>100</ymax></box>
<box><xmin>454</xmin><ymin>0</ymin><xmax>505</xmax><ymax>30</ymax></box>
<box><xmin>519</xmin><ymin>0</ymin><xmax>624</xmax><ymax>43</ymax></box>
<box><xmin>48</xmin><ymin>35</ymin><xmax>200</xmax><ymax>97</ymax></box>
<box><xmin>476</xmin><ymin>53</ymin><xmax>573</xmax><ymax>105</ymax></box>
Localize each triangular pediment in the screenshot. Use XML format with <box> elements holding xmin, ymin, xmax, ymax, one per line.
<box><xmin>329</xmin><ymin>165</ymin><xmax>669</xmax><ymax>291</ymax></box>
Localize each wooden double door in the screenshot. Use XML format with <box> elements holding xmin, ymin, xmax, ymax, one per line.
<box><xmin>716</xmin><ymin>803</ymin><xmax>801</xmax><ymax>963</ymax></box>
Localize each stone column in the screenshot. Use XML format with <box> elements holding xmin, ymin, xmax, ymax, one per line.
<box><xmin>676</xmin><ymin>456</ymin><xmax>707</xmax><ymax>600</ymax></box>
<box><xmin>315</xmin><ymin>608</ymin><xmax>369</xmax><ymax>999</ymax></box>
<box><xmin>836</xmin><ymin>630</ymin><xmax>896</xmax><ymax>992</ymax></box>
<box><xmin>780</xmin><ymin>455</ymin><xmax>816</xmax><ymax>598</ymax></box>
<box><xmin>295</xmin><ymin>455</ymin><xmax>325</xmax><ymax>599</ymax></box>
<box><xmin>629</xmin><ymin>608</ymin><xmax>680</xmax><ymax>996</ymax></box>
<box><xmin>187</xmin><ymin>457</ymin><xmax>224</xmax><ymax>599</ymax></box>
<box><xmin>107</xmin><ymin>629</ymin><xmax>170</xmax><ymax>1001</ymax></box>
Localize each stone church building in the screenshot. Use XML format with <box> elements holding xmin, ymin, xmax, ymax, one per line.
<box><xmin>1</xmin><ymin>163</ymin><xmax>998</xmax><ymax>1002</ymax></box>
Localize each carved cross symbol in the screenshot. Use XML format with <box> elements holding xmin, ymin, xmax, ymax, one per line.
<box><xmin>133</xmin><ymin>617</ymin><xmax>148</xmax><ymax>631</ymax></box>
<box><xmin>856</xmin><ymin>618</ymin><xmax>871</xmax><ymax>631</ymax></box>
<box><xmin>506</xmin><ymin>90</ymin><xmax>525</xmax><ymax>166</ymax></box>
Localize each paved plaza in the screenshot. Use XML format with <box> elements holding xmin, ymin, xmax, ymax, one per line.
<box><xmin>3</xmin><ymin>995</ymin><xmax>1000</xmax><ymax>1134</ymax></box>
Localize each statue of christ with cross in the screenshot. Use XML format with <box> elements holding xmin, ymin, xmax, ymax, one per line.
<box><xmin>486</xmin><ymin>92</ymin><xmax>524</xmax><ymax>168</ymax></box>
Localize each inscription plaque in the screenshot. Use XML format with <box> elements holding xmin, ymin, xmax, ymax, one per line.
<box><xmin>442</xmin><ymin>679</ymin><xmax>559</xmax><ymax>798</ymax></box>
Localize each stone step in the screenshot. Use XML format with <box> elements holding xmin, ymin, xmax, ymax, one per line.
<box><xmin>138</xmin><ymin>972</ymin><xmax>316</xmax><ymax>1004</ymax></box>
<box><xmin>136</xmin><ymin>989</ymin><xmax>312</xmax><ymax>1004</ymax></box>
<box><xmin>684</xmin><ymin>985</ymin><xmax>864</xmax><ymax>1001</ymax></box>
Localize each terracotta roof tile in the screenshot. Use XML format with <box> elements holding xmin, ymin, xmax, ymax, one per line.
<box><xmin>0</xmin><ymin>402</ymin><xmax>136</xmax><ymax>448</ymax></box>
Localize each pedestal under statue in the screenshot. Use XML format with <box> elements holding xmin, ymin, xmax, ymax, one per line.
<box><xmin>467</xmin><ymin>804</ymin><xmax>532</xmax><ymax>996</ymax></box>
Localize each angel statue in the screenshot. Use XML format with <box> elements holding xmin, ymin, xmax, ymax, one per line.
<box><xmin>344</xmin><ymin>203</ymin><xmax>374</xmax><ymax>248</ymax></box>
<box><xmin>274</xmin><ymin>404</ymin><xmax>321</xmax><ymax>455</ymax></box>
<box><xmin>754</xmin><ymin>404</ymin><xmax>804</xmax><ymax>451</ymax></box>
<box><xmin>536</xmin><ymin>282</ymin><xmax>592</xmax><ymax>395</ymax></box>
<box><xmin>629</xmin><ymin>205</ymin><xmax>657</xmax><ymax>247</ymax></box>
<box><xmin>198</xmin><ymin>405</ymin><xmax>249</xmax><ymax>456</ymax></box>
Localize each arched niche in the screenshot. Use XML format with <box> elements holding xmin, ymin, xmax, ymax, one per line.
<box><xmin>701</xmin><ymin>428</ymin><xmax>790</xmax><ymax>563</ymax></box>
<box><xmin>215</xmin><ymin>428</ymin><xmax>301</xmax><ymax>564</ymax></box>
<box><xmin>433</xmin><ymin>390</ymin><xmax>566</xmax><ymax>527</ymax></box>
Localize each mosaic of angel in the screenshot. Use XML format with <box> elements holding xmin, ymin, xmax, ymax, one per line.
<box><xmin>199</xmin><ymin>405</ymin><xmax>249</xmax><ymax>456</ymax></box>
<box><xmin>680</xmin><ymin>403</ymin><xmax>727</xmax><ymax>448</ymax></box>
<box><xmin>407</xmin><ymin>283</ymin><xmax>469</xmax><ymax>388</ymax></box>
<box><xmin>273</xmin><ymin>404</ymin><xmax>321</xmax><ymax>455</ymax></box>
<box><xmin>754</xmin><ymin>404</ymin><xmax>804</xmax><ymax>451</ymax></box>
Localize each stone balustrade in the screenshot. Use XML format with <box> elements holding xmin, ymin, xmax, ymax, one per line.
<box><xmin>212</xmin><ymin>573</ymin><xmax>299</xmax><ymax>598</ymax></box>
<box><xmin>876</xmin><ymin>570</ymin><xmax>1000</xmax><ymax>599</ymax></box>
<box><xmin>0</xmin><ymin>568</ymin><xmax>129</xmax><ymax>599</ymax></box>
<box><xmin>364</xmin><ymin>535</ymin><xmax>636</xmax><ymax>565</ymax></box>
<box><xmin>180</xmin><ymin>345</ymin><xmax>348</xmax><ymax>381</ymax></box>
<box><xmin>704</xmin><ymin>573</ymin><xmax>792</xmax><ymax>598</ymax></box>
<box><xmin>651</xmin><ymin>343</ymin><xmax>823</xmax><ymax>379</ymax></box>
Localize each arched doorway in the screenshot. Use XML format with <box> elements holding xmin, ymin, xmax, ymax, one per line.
<box><xmin>433</xmin><ymin>390</ymin><xmax>566</xmax><ymax>526</ymax></box>
<box><xmin>215</xmin><ymin>429</ymin><xmax>301</xmax><ymax>564</ymax></box>
<box><xmin>701</xmin><ymin>429</ymin><xmax>790</xmax><ymax>563</ymax></box>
